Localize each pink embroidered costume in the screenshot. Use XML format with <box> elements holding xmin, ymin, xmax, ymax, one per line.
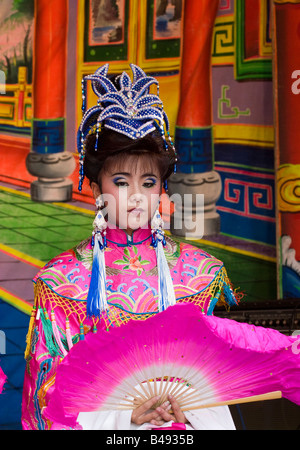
<box><xmin>21</xmin><ymin>225</ymin><xmax>238</xmax><ymax>430</ymax></box>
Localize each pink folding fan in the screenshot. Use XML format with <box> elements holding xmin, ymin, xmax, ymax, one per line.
<box><xmin>44</xmin><ymin>303</ymin><xmax>300</xmax><ymax>427</ymax></box>
<box><xmin>0</xmin><ymin>366</ymin><xmax>6</xmax><ymax>394</ymax></box>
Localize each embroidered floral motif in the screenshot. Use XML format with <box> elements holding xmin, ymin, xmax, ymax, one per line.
<box><xmin>113</xmin><ymin>246</ymin><xmax>150</xmax><ymax>276</ymax></box>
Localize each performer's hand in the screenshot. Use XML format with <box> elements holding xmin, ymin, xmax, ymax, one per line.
<box><xmin>150</xmin><ymin>394</ymin><xmax>188</xmax><ymax>427</ymax></box>
<box><xmin>131</xmin><ymin>396</ymin><xmax>170</xmax><ymax>426</ymax></box>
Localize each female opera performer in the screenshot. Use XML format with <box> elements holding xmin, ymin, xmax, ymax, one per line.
<box><xmin>21</xmin><ymin>64</ymin><xmax>238</xmax><ymax>430</ymax></box>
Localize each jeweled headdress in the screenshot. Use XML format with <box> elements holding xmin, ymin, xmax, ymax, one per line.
<box><xmin>77</xmin><ymin>63</ymin><xmax>176</xmax><ymax>191</ymax></box>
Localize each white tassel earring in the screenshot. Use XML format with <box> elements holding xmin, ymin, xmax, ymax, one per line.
<box><xmin>86</xmin><ymin>194</ymin><xmax>108</xmax><ymax>319</ymax></box>
<box><xmin>151</xmin><ymin>206</ymin><xmax>176</xmax><ymax>312</ymax></box>
<box><xmin>92</xmin><ymin>195</ymin><xmax>107</xmax><ymax>247</ymax></box>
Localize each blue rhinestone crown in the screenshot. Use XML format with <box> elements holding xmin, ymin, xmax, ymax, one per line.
<box><xmin>77</xmin><ymin>63</ymin><xmax>176</xmax><ymax>191</ymax></box>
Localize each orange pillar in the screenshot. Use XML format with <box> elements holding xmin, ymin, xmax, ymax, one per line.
<box><xmin>26</xmin><ymin>0</ymin><xmax>75</xmax><ymax>202</ymax></box>
<box><xmin>168</xmin><ymin>0</ymin><xmax>221</xmax><ymax>238</ymax></box>
<box><xmin>177</xmin><ymin>0</ymin><xmax>218</xmax><ymax>128</ymax></box>
<box><xmin>175</xmin><ymin>0</ymin><xmax>219</xmax><ymax>173</ymax></box>
<box><xmin>33</xmin><ymin>0</ymin><xmax>67</xmax><ymax>119</ymax></box>
<box><xmin>32</xmin><ymin>0</ymin><xmax>67</xmax><ymax>152</ymax></box>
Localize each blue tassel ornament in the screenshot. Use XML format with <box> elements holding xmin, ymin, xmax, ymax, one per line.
<box><xmin>155</xmin><ymin>231</ymin><xmax>176</xmax><ymax>312</ymax></box>
<box><xmin>86</xmin><ymin>231</ymin><xmax>108</xmax><ymax>319</ymax></box>
<box><xmin>151</xmin><ymin>210</ymin><xmax>176</xmax><ymax>312</ymax></box>
<box><xmin>156</xmin><ymin>234</ymin><xmax>176</xmax><ymax>312</ymax></box>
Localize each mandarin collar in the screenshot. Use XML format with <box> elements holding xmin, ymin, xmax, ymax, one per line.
<box><xmin>105</xmin><ymin>223</ymin><xmax>152</xmax><ymax>247</ymax></box>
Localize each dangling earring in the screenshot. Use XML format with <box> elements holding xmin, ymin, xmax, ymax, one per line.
<box><xmin>87</xmin><ymin>194</ymin><xmax>108</xmax><ymax>319</ymax></box>
<box><xmin>151</xmin><ymin>204</ymin><xmax>165</xmax><ymax>247</ymax></box>
<box><xmin>95</xmin><ymin>194</ymin><xmax>103</xmax><ymax>210</ymax></box>
<box><xmin>92</xmin><ymin>195</ymin><xmax>107</xmax><ymax>248</ymax></box>
<box><xmin>151</xmin><ymin>205</ymin><xmax>176</xmax><ymax>312</ymax></box>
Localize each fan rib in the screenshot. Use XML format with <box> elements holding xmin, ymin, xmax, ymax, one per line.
<box><xmin>180</xmin><ymin>390</ymin><xmax>282</xmax><ymax>412</ymax></box>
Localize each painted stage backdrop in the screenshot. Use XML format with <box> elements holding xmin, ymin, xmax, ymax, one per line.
<box><xmin>1</xmin><ymin>0</ymin><xmax>300</xmax><ymax>431</ymax></box>
<box><xmin>0</xmin><ymin>1</ymin><xmax>300</xmax><ymax>304</ymax></box>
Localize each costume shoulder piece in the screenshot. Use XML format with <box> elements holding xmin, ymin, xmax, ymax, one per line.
<box><xmin>33</xmin><ymin>238</ymin><xmax>93</xmax><ymax>300</ymax></box>
<box><xmin>33</xmin><ymin>235</ymin><xmax>239</xmax><ymax>317</ymax></box>
<box><xmin>169</xmin><ymin>237</ymin><xmax>239</xmax><ymax>314</ymax></box>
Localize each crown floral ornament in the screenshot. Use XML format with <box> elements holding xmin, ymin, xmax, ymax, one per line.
<box><xmin>77</xmin><ymin>63</ymin><xmax>176</xmax><ymax>191</ymax></box>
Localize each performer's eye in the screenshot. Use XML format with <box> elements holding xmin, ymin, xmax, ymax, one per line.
<box><xmin>143</xmin><ymin>178</ymin><xmax>157</xmax><ymax>188</ymax></box>
<box><xmin>113</xmin><ymin>178</ymin><xmax>128</xmax><ymax>187</ymax></box>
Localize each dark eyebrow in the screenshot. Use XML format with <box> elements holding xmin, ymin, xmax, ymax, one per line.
<box><xmin>111</xmin><ymin>172</ymin><xmax>131</xmax><ymax>177</ymax></box>
<box><xmin>142</xmin><ymin>173</ymin><xmax>158</xmax><ymax>178</ymax></box>
<box><xmin>111</xmin><ymin>172</ymin><xmax>158</xmax><ymax>178</ymax></box>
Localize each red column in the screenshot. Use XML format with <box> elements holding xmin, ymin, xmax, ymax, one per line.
<box><xmin>177</xmin><ymin>0</ymin><xmax>219</xmax><ymax>128</ymax></box>
<box><xmin>168</xmin><ymin>0</ymin><xmax>221</xmax><ymax>237</ymax></box>
<box><xmin>33</xmin><ymin>0</ymin><xmax>67</xmax><ymax>119</ymax></box>
<box><xmin>174</xmin><ymin>0</ymin><xmax>219</xmax><ymax>174</ymax></box>
<box><xmin>26</xmin><ymin>0</ymin><xmax>75</xmax><ymax>202</ymax></box>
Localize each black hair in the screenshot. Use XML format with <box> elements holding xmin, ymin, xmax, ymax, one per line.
<box><xmin>83</xmin><ymin>128</ymin><xmax>176</xmax><ymax>186</ymax></box>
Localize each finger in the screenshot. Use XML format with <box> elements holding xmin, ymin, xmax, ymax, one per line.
<box><xmin>137</xmin><ymin>396</ymin><xmax>160</xmax><ymax>414</ymax></box>
<box><xmin>150</xmin><ymin>401</ymin><xmax>170</xmax><ymax>422</ymax></box>
<box><xmin>131</xmin><ymin>396</ymin><xmax>161</xmax><ymax>425</ymax></box>
<box><xmin>143</xmin><ymin>399</ymin><xmax>169</xmax><ymax>418</ymax></box>
<box><xmin>168</xmin><ymin>395</ymin><xmax>187</xmax><ymax>423</ymax></box>
<box><xmin>140</xmin><ymin>401</ymin><xmax>173</xmax><ymax>427</ymax></box>
<box><xmin>139</xmin><ymin>399</ymin><xmax>171</xmax><ymax>424</ymax></box>
<box><xmin>155</xmin><ymin>406</ymin><xmax>175</xmax><ymax>423</ymax></box>
<box><xmin>140</xmin><ymin>408</ymin><xmax>164</xmax><ymax>424</ymax></box>
<box><xmin>157</xmin><ymin>400</ymin><xmax>170</xmax><ymax>411</ymax></box>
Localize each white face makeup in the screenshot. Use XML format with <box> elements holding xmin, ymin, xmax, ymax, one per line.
<box><xmin>92</xmin><ymin>156</ymin><xmax>161</xmax><ymax>235</ymax></box>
